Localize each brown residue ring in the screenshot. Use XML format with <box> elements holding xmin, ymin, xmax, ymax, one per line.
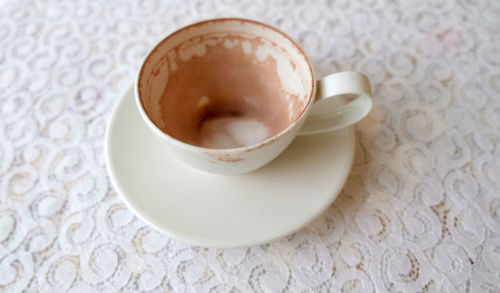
<box><xmin>203</xmin><ymin>151</ymin><xmax>244</xmax><ymax>163</ymax></box>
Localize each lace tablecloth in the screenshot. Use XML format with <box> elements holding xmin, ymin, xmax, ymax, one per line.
<box><xmin>1</xmin><ymin>0</ymin><xmax>500</xmax><ymax>291</ymax></box>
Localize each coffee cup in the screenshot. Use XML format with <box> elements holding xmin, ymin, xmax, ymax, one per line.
<box><xmin>135</xmin><ymin>18</ymin><xmax>372</xmax><ymax>174</ymax></box>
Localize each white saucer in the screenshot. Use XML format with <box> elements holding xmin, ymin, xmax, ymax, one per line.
<box><xmin>105</xmin><ymin>85</ymin><xmax>355</xmax><ymax>248</ymax></box>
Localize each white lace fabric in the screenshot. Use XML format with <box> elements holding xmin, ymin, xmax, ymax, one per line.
<box><xmin>1</xmin><ymin>0</ymin><xmax>499</xmax><ymax>291</ymax></box>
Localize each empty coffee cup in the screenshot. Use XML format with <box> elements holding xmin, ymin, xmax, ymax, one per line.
<box><xmin>136</xmin><ymin>18</ymin><xmax>372</xmax><ymax>174</ymax></box>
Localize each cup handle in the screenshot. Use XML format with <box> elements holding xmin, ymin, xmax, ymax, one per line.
<box><xmin>298</xmin><ymin>71</ymin><xmax>373</xmax><ymax>135</ymax></box>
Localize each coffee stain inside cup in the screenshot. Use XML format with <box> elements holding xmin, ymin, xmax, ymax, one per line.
<box><xmin>139</xmin><ymin>24</ymin><xmax>313</xmax><ymax>149</ymax></box>
<box><xmin>156</xmin><ymin>36</ymin><xmax>303</xmax><ymax>149</ymax></box>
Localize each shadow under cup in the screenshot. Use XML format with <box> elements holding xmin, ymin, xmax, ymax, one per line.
<box><xmin>138</xmin><ymin>19</ymin><xmax>314</xmax><ymax>149</ymax></box>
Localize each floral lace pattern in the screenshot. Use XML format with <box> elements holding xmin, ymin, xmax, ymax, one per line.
<box><xmin>1</xmin><ymin>0</ymin><xmax>500</xmax><ymax>291</ymax></box>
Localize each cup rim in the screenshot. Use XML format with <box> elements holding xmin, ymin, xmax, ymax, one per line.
<box><xmin>135</xmin><ymin>17</ymin><xmax>316</xmax><ymax>153</ymax></box>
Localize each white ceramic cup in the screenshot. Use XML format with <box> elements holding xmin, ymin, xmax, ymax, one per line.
<box><xmin>135</xmin><ymin>18</ymin><xmax>372</xmax><ymax>175</ymax></box>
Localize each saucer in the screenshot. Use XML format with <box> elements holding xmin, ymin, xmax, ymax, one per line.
<box><xmin>105</xmin><ymin>85</ymin><xmax>355</xmax><ymax>248</ymax></box>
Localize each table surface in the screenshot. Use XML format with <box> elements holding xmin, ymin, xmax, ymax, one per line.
<box><xmin>1</xmin><ymin>0</ymin><xmax>500</xmax><ymax>292</ymax></box>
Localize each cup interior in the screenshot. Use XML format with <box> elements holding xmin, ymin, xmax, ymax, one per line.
<box><xmin>138</xmin><ymin>18</ymin><xmax>314</xmax><ymax>149</ymax></box>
